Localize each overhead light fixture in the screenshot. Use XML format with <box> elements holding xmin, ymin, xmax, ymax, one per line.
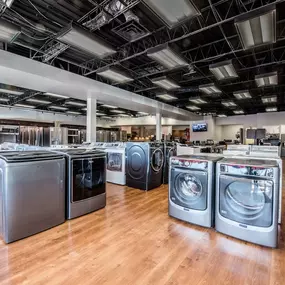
<box><xmin>118</xmin><ymin>114</ymin><xmax>130</xmax><ymax>117</ymax></box>
<box><xmin>0</xmin><ymin>88</ymin><xmax>23</xmax><ymax>95</ymax></box>
<box><xmin>189</xmin><ymin>98</ymin><xmax>207</xmax><ymax>104</ymax></box>
<box><xmin>101</xmin><ymin>104</ymin><xmax>118</xmax><ymax>109</ymax></box>
<box><xmin>233</xmin><ymin>110</ymin><xmax>244</xmax><ymax>115</ymax></box>
<box><xmin>101</xmin><ymin>116</ymin><xmax>113</xmax><ymax>119</ymax></box>
<box><xmin>142</xmin><ymin>0</ymin><xmax>200</xmax><ymax>29</ymax></box>
<box><xmin>235</xmin><ymin>5</ymin><xmax>276</xmax><ymax>50</ymax></box>
<box><xmin>81</xmin><ymin>107</ymin><xmax>87</xmax><ymax>111</ymax></box>
<box><xmin>255</xmin><ymin>72</ymin><xmax>278</xmax><ymax>87</ymax></box>
<box><xmin>186</xmin><ymin>105</ymin><xmax>201</xmax><ymax>111</ymax></box>
<box><xmin>0</xmin><ymin>98</ymin><xmax>9</xmax><ymax>102</ymax></box>
<box><xmin>49</xmin><ymin>105</ymin><xmax>68</xmax><ymax>111</ymax></box>
<box><xmin>233</xmin><ymin>90</ymin><xmax>252</xmax><ymax>99</ymax></box>
<box><xmin>156</xmin><ymin>93</ymin><xmax>177</xmax><ymax>101</ymax></box>
<box><xmin>147</xmin><ymin>44</ymin><xmax>188</xmax><ymax>69</ymax></box>
<box><xmin>57</xmin><ymin>24</ymin><xmax>116</xmax><ymax>58</ymax></box>
<box><xmin>44</xmin><ymin>92</ymin><xmax>69</xmax><ymax>99</ymax></box>
<box><xmin>217</xmin><ymin>114</ymin><xmax>227</xmax><ymax>117</ymax></box>
<box><xmin>96</xmin><ymin>112</ymin><xmax>105</xmax><ymax>116</ymax></box>
<box><xmin>110</xmin><ymin>109</ymin><xmax>125</xmax><ymax>114</ymax></box>
<box><xmin>26</xmin><ymin>98</ymin><xmax>51</xmax><ymax>105</ymax></box>
<box><xmin>1</xmin><ymin>0</ymin><xmax>15</xmax><ymax>8</ymax></box>
<box><xmin>209</xmin><ymin>60</ymin><xmax>238</xmax><ymax>80</ymax></box>
<box><xmin>97</xmin><ymin>67</ymin><xmax>133</xmax><ymax>83</ymax></box>
<box><xmin>262</xmin><ymin>95</ymin><xmax>277</xmax><ymax>103</ymax></box>
<box><xmin>137</xmin><ymin>111</ymin><xmax>149</xmax><ymax>115</ymax></box>
<box><xmin>266</xmin><ymin>107</ymin><xmax>277</xmax><ymax>112</ymax></box>
<box><xmin>222</xmin><ymin>101</ymin><xmax>237</xmax><ymax>107</ymax></box>
<box><xmin>66</xmin><ymin>111</ymin><xmax>81</xmax><ymax>115</ymax></box>
<box><xmin>199</xmin><ymin>83</ymin><xmax>221</xmax><ymax>94</ymax></box>
<box><xmin>0</xmin><ymin>19</ymin><xmax>20</xmax><ymax>43</ymax></box>
<box><xmin>152</xmin><ymin>76</ymin><xmax>180</xmax><ymax>90</ymax></box>
<box><xmin>14</xmin><ymin>103</ymin><xmax>36</xmax><ymax>109</ymax></box>
<box><xmin>65</xmin><ymin>101</ymin><xmax>86</xmax><ymax>107</ymax></box>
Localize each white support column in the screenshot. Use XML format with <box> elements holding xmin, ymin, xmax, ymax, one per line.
<box><xmin>156</xmin><ymin>112</ymin><xmax>162</xmax><ymax>141</ymax></box>
<box><xmin>86</xmin><ymin>97</ymin><xmax>97</xmax><ymax>142</ymax></box>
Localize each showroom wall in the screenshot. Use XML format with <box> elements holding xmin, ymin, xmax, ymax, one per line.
<box><xmin>221</xmin><ymin>125</ymin><xmax>243</xmax><ymax>141</ymax></box>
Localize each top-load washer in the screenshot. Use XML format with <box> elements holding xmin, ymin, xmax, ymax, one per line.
<box><xmin>0</xmin><ymin>151</ymin><xmax>66</xmax><ymax>243</ymax></box>
<box><xmin>126</xmin><ymin>142</ymin><xmax>164</xmax><ymax>191</ymax></box>
<box><xmin>169</xmin><ymin>155</ymin><xmax>222</xmax><ymax>228</ymax></box>
<box><xmin>52</xmin><ymin>148</ymin><xmax>106</xmax><ymax>219</ymax></box>
<box><xmin>163</xmin><ymin>142</ymin><xmax>177</xmax><ymax>184</ymax></box>
<box><xmin>105</xmin><ymin>142</ymin><xmax>126</xmax><ymax>185</ymax></box>
<box><xmin>216</xmin><ymin>158</ymin><xmax>279</xmax><ymax>247</ymax></box>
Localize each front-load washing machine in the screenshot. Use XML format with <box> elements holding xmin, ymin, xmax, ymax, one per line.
<box><xmin>126</xmin><ymin>142</ymin><xmax>164</xmax><ymax>191</ymax></box>
<box><xmin>216</xmin><ymin>158</ymin><xmax>279</xmax><ymax>247</ymax></box>
<box><xmin>169</xmin><ymin>155</ymin><xmax>222</xmax><ymax>228</ymax></box>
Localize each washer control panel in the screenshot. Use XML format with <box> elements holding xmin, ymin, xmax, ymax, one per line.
<box><xmin>171</xmin><ymin>158</ymin><xmax>208</xmax><ymax>170</ymax></box>
<box><xmin>220</xmin><ymin>164</ymin><xmax>274</xmax><ymax>177</ymax></box>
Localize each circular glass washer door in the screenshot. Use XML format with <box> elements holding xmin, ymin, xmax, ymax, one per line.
<box><xmin>151</xmin><ymin>148</ymin><xmax>164</xmax><ymax>172</ymax></box>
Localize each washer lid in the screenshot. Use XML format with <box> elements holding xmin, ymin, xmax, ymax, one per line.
<box><xmin>0</xmin><ymin>151</ymin><xmax>64</xmax><ymax>162</ymax></box>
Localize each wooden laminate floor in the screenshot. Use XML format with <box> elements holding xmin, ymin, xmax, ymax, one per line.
<box><xmin>0</xmin><ymin>180</ymin><xmax>284</xmax><ymax>285</ymax></box>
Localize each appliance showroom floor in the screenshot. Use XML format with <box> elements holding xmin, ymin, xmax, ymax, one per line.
<box><xmin>0</xmin><ymin>182</ymin><xmax>285</xmax><ymax>285</ymax></box>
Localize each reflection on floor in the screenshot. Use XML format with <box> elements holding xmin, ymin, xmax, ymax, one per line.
<box><xmin>0</xmin><ymin>181</ymin><xmax>284</xmax><ymax>285</ymax></box>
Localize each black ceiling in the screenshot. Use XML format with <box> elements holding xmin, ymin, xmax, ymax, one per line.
<box><xmin>1</xmin><ymin>0</ymin><xmax>285</xmax><ymax>117</ymax></box>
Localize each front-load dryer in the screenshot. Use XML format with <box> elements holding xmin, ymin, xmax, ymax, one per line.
<box><xmin>126</xmin><ymin>142</ymin><xmax>164</xmax><ymax>191</ymax></box>
<box><xmin>169</xmin><ymin>155</ymin><xmax>222</xmax><ymax>228</ymax></box>
<box><xmin>216</xmin><ymin>158</ymin><xmax>279</xmax><ymax>247</ymax></box>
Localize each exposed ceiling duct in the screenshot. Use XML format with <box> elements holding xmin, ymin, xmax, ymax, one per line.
<box><xmin>0</xmin><ymin>19</ymin><xmax>20</xmax><ymax>43</ymax></box>
<box><xmin>235</xmin><ymin>5</ymin><xmax>276</xmax><ymax>50</ymax></box>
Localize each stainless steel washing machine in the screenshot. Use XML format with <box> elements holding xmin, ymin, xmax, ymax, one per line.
<box><xmin>169</xmin><ymin>155</ymin><xmax>222</xmax><ymax>228</ymax></box>
<box><xmin>216</xmin><ymin>158</ymin><xmax>279</xmax><ymax>247</ymax></box>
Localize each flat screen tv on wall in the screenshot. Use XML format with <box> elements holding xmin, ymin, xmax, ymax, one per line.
<box><xmin>192</xmin><ymin>123</ymin><xmax>208</xmax><ymax>132</ymax></box>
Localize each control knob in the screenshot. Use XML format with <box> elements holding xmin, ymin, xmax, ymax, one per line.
<box><xmin>184</xmin><ymin>161</ymin><xmax>190</xmax><ymax>166</ymax></box>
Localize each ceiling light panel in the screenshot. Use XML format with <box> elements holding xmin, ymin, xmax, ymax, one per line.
<box><xmin>222</xmin><ymin>101</ymin><xmax>237</xmax><ymax>107</ymax></box>
<box><xmin>0</xmin><ymin>88</ymin><xmax>23</xmax><ymax>95</ymax></box>
<box><xmin>233</xmin><ymin>110</ymin><xmax>244</xmax><ymax>114</ymax></box>
<box><xmin>0</xmin><ymin>19</ymin><xmax>20</xmax><ymax>42</ymax></box>
<box><xmin>44</xmin><ymin>92</ymin><xmax>69</xmax><ymax>99</ymax></box>
<box><xmin>142</xmin><ymin>0</ymin><xmax>200</xmax><ymax>29</ymax></box>
<box><xmin>101</xmin><ymin>104</ymin><xmax>118</xmax><ymax>109</ymax></box>
<box><xmin>255</xmin><ymin>72</ymin><xmax>278</xmax><ymax>87</ymax></box>
<box><xmin>57</xmin><ymin>24</ymin><xmax>116</xmax><ymax>58</ymax></box>
<box><xmin>233</xmin><ymin>90</ymin><xmax>252</xmax><ymax>99</ymax></box>
<box><xmin>65</xmin><ymin>101</ymin><xmax>86</xmax><ymax>107</ymax></box>
<box><xmin>266</xmin><ymin>107</ymin><xmax>277</xmax><ymax>112</ymax></box>
<box><xmin>156</xmin><ymin>93</ymin><xmax>177</xmax><ymax>101</ymax></box>
<box><xmin>66</xmin><ymin>111</ymin><xmax>81</xmax><ymax>115</ymax></box>
<box><xmin>0</xmin><ymin>98</ymin><xmax>9</xmax><ymax>102</ymax></box>
<box><xmin>199</xmin><ymin>83</ymin><xmax>221</xmax><ymax>94</ymax></box>
<box><xmin>147</xmin><ymin>44</ymin><xmax>188</xmax><ymax>69</ymax></box>
<box><xmin>209</xmin><ymin>60</ymin><xmax>238</xmax><ymax>80</ymax></box>
<box><xmin>110</xmin><ymin>110</ymin><xmax>125</xmax><ymax>113</ymax></box>
<box><xmin>96</xmin><ymin>112</ymin><xmax>106</xmax><ymax>116</ymax></box>
<box><xmin>26</xmin><ymin>98</ymin><xmax>51</xmax><ymax>105</ymax></box>
<box><xmin>97</xmin><ymin>67</ymin><xmax>133</xmax><ymax>83</ymax></box>
<box><xmin>49</xmin><ymin>106</ymin><xmax>68</xmax><ymax>111</ymax></box>
<box><xmin>262</xmin><ymin>95</ymin><xmax>277</xmax><ymax>103</ymax></box>
<box><xmin>14</xmin><ymin>103</ymin><xmax>36</xmax><ymax>109</ymax></box>
<box><xmin>137</xmin><ymin>112</ymin><xmax>149</xmax><ymax>115</ymax></box>
<box><xmin>189</xmin><ymin>98</ymin><xmax>207</xmax><ymax>104</ymax></box>
<box><xmin>217</xmin><ymin>114</ymin><xmax>227</xmax><ymax>117</ymax></box>
<box><xmin>118</xmin><ymin>114</ymin><xmax>130</xmax><ymax>117</ymax></box>
<box><xmin>186</xmin><ymin>105</ymin><xmax>201</xmax><ymax>111</ymax></box>
<box><xmin>152</xmin><ymin>76</ymin><xmax>180</xmax><ymax>90</ymax></box>
<box><xmin>235</xmin><ymin>5</ymin><xmax>276</xmax><ymax>50</ymax></box>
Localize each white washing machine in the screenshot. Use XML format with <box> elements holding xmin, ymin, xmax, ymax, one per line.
<box><xmin>169</xmin><ymin>155</ymin><xmax>222</xmax><ymax>228</ymax></box>
<box><xmin>105</xmin><ymin>142</ymin><xmax>126</xmax><ymax>185</ymax></box>
<box><xmin>216</xmin><ymin>158</ymin><xmax>279</xmax><ymax>247</ymax></box>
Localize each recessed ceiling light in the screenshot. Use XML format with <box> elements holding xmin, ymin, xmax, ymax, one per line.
<box><xmin>65</xmin><ymin>101</ymin><xmax>86</xmax><ymax>107</ymax></box>
<box><xmin>141</xmin><ymin>0</ymin><xmax>200</xmax><ymax>29</ymax></box>
<box><xmin>222</xmin><ymin>101</ymin><xmax>237</xmax><ymax>107</ymax></box>
<box><xmin>189</xmin><ymin>98</ymin><xmax>207</xmax><ymax>104</ymax></box>
<box><xmin>0</xmin><ymin>98</ymin><xmax>10</xmax><ymax>102</ymax></box>
<box><xmin>14</xmin><ymin>103</ymin><xmax>36</xmax><ymax>109</ymax></box>
<box><xmin>44</xmin><ymin>92</ymin><xmax>69</xmax><ymax>99</ymax></box>
<box><xmin>262</xmin><ymin>95</ymin><xmax>277</xmax><ymax>103</ymax></box>
<box><xmin>97</xmin><ymin>67</ymin><xmax>133</xmax><ymax>83</ymax></box>
<box><xmin>152</xmin><ymin>76</ymin><xmax>180</xmax><ymax>90</ymax></box>
<box><xmin>147</xmin><ymin>44</ymin><xmax>188</xmax><ymax>69</ymax></box>
<box><xmin>199</xmin><ymin>83</ymin><xmax>221</xmax><ymax>94</ymax></box>
<box><xmin>255</xmin><ymin>72</ymin><xmax>278</xmax><ymax>87</ymax></box>
<box><xmin>233</xmin><ymin>110</ymin><xmax>244</xmax><ymax>114</ymax></box>
<box><xmin>233</xmin><ymin>90</ymin><xmax>252</xmax><ymax>99</ymax></box>
<box><xmin>235</xmin><ymin>5</ymin><xmax>276</xmax><ymax>50</ymax></box>
<box><xmin>49</xmin><ymin>105</ymin><xmax>68</xmax><ymax>111</ymax></box>
<box><xmin>101</xmin><ymin>104</ymin><xmax>118</xmax><ymax>109</ymax></box>
<box><xmin>57</xmin><ymin>24</ymin><xmax>116</xmax><ymax>58</ymax></box>
<box><xmin>66</xmin><ymin>111</ymin><xmax>81</xmax><ymax>115</ymax></box>
<box><xmin>110</xmin><ymin>110</ymin><xmax>125</xmax><ymax>114</ymax></box>
<box><xmin>0</xmin><ymin>19</ymin><xmax>20</xmax><ymax>42</ymax></box>
<box><xmin>156</xmin><ymin>93</ymin><xmax>177</xmax><ymax>101</ymax></box>
<box><xmin>0</xmin><ymin>88</ymin><xmax>23</xmax><ymax>95</ymax></box>
<box><xmin>26</xmin><ymin>98</ymin><xmax>51</xmax><ymax>105</ymax></box>
<box><xmin>209</xmin><ymin>60</ymin><xmax>238</xmax><ymax>80</ymax></box>
<box><xmin>186</xmin><ymin>105</ymin><xmax>201</xmax><ymax>111</ymax></box>
<box><xmin>266</xmin><ymin>107</ymin><xmax>277</xmax><ymax>112</ymax></box>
